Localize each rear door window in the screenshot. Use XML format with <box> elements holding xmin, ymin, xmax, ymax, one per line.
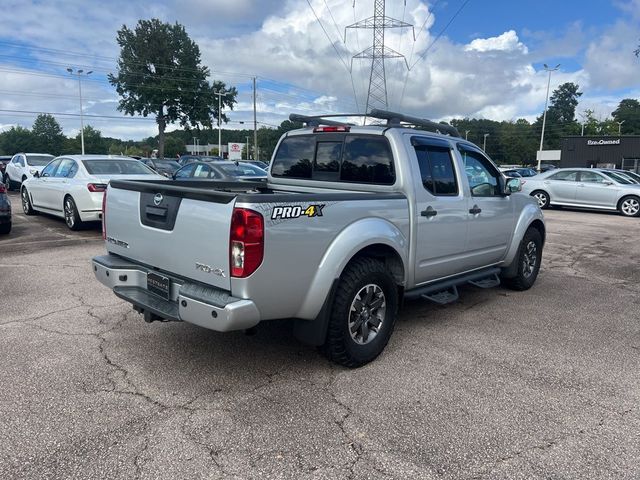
<box><xmin>56</xmin><ymin>159</ymin><xmax>77</xmax><ymax>178</ymax></box>
<box><xmin>413</xmin><ymin>141</ymin><xmax>458</xmax><ymax>195</ymax></box>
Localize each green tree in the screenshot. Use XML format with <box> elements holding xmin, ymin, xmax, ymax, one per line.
<box><xmin>80</xmin><ymin>126</ymin><xmax>107</xmax><ymax>154</ymax></box>
<box><xmin>163</xmin><ymin>136</ymin><xmax>185</xmax><ymax>158</ymax></box>
<box><xmin>108</xmin><ymin>18</ymin><xmax>237</xmax><ymax>158</ymax></box>
<box><xmin>534</xmin><ymin>82</ymin><xmax>582</xmax><ymax>149</ymax></box>
<box><xmin>31</xmin><ymin>114</ymin><xmax>65</xmax><ymax>155</ymax></box>
<box><xmin>611</xmin><ymin>98</ymin><xmax>640</xmax><ymax>134</ymax></box>
<box><xmin>0</xmin><ymin>126</ymin><xmax>36</xmax><ymax>154</ymax></box>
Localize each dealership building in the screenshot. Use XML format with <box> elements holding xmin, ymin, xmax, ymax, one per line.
<box><xmin>559</xmin><ymin>136</ymin><xmax>640</xmax><ymax>172</ymax></box>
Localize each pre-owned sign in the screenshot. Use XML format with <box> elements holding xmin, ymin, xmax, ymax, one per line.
<box><xmin>587</xmin><ymin>139</ymin><xmax>621</xmax><ymax>146</ymax></box>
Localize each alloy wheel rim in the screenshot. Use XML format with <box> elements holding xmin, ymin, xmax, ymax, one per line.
<box><xmin>534</xmin><ymin>193</ymin><xmax>547</xmax><ymax>208</ymax></box>
<box><xmin>522</xmin><ymin>241</ymin><xmax>538</xmax><ymax>278</ymax></box>
<box><xmin>22</xmin><ymin>190</ymin><xmax>29</xmax><ymax>213</ymax></box>
<box><xmin>621</xmin><ymin>199</ymin><xmax>639</xmax><ymax>216</ymax></box>
<box><xmin>64</xmin><ymin>199</ymin><xmax>75</xmax><ymax>227</ymax></box>
<box><xmin>348</xmin><ymin>283</ymin><xmax>386</xmax><ymax>345</ymax></box>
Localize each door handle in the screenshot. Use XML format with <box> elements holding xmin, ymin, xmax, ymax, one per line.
<box><xmin>421</xmin><ymin>206</ymin><xmax>438</xmax><ymax>218</ymax></box>
<box><xmin>469</xmin><ymin>205</ymin><xmax>482</xmax><ymax>215</ymax></box>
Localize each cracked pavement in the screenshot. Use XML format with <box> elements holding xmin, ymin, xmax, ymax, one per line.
<box><xmin>1</xmin><ymin>193</ymin><xmax>639</xmax><ymax>479</ymax></box>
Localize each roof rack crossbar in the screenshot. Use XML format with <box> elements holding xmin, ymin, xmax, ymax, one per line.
<box><xmin>289</xmin><ymin>113</ymin><xmax>359</xmax><ymax>127</ymax></box>
<box><xmin>368</xmin><ymin>109</ymin><xmax>461</xmax><ymax>137</ymax></box>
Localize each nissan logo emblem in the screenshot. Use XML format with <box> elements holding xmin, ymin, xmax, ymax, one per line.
<box><xmin>153</xmin><ymin>193</ymin><xmax>163</xmax><ymax>206</ymax></box>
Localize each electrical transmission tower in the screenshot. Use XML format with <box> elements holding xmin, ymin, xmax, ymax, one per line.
<box><xmin>346</xmin><ymin>0</ymin><xmax>414</xmax><ymax>113</ymax></box>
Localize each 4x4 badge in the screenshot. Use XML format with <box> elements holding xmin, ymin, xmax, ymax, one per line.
<box><xmin>272</xmin><ymin>204</ymin><xmax>324</xmax><ymax>220</ymax></box>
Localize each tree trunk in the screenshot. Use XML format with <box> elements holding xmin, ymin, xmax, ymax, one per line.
<box><xmin>157</xmin><ymin>106</ymin><xmax>166</xmax><ymax>159</ymax></box>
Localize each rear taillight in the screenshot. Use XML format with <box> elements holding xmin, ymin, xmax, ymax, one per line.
<box><xmin>0</xmin><ymin>183</ymin><xmax>5</xmax><ymax>194</ymax></box>
<box><xmin>101</xmin><ymin>189</ymin><xmax>107</xmax><ymax>240</ymax></box>
<box><xmin>230</xmin><ymin>208</ymin><xmax>264</xmax><ymax>278</ymax></box>
<box><xmin>88</xmin><ymin>183</ymin><xmax>107</xmax><ymax>193</ymax></box>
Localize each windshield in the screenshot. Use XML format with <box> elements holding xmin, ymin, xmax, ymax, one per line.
<box><xmin>601</xmin><ymin>171</ymin><xmax>633</xmax><ymax>184</ymax></box>
<box><xmin>26</xmin><ymin>155</ymin><xmax>54</xmax><ymax>166</ymax></box>
<box><xmin>619</xmin><ymin>170</ymin><xmax>640</xmax><ymax>183</ymax></box>
<box><xmin>83</xmin><ymin>159</ymin><xmax>155</xmax><ymax>175</ymax></box>
<box><xmin>154</xmin><ymin>160</ymin><xmax>181</xmax><ymax>169</ymax></box>
<box><xmin>219</xmin><ymin>164</ymin><xmax>266</xmax><ymax>177</ymax></box>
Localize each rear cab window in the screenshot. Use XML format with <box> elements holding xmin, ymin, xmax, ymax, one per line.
<box><xmin>271</xmin><ymin>133</ymin><xmax>395</xmax><ymax>185</ymax></box>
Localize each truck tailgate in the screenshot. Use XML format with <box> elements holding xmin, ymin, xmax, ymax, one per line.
<box><xmin>104</xmin><ymin>182</ymin><xmax>235</xmax><ymax>291</ymax></box>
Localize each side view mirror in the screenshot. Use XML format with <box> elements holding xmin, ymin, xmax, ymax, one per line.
<box><xmin>33</xmin><ymin>171</ymin><xmax>40</xmax><ymax>178</ymax></box>
<box><xmin>504</xmin><ymin>177</ymin><xmax>521</xmax><ymax>194</ymax></box>
<box><xmin>603</xmin><ymin>181</ymin><xmax>614</xmax><ymax>186</ymax></box>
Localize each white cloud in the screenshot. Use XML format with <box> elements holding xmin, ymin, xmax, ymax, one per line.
<box><xmin>464</xmin><ymin>30</ymin><xmax>529</xmax><ymax>54</ymax></box>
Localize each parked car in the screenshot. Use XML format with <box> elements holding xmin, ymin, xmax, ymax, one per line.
<box><xmin>502</xmin><ymin>167</ymin><xmax>538</xmax><ymax>178</ymax></box>
<box><xmin>0</xmin><ymin>181</ymin><xmax>11</xmax><ymax>234</ymax></box>
<box><xmin>143</xmin><ymin>158</ymin><xmax>181</xmax><ymax>177</ymax></box>
<box><xmin>242</xmin><ymin>160</ymin><xmax>269</xmax><ymax>170</ymax></box>
<box><xmin>21</xmin><ymin>155</ymin><xmax>164</xmax><ymax>230</ymax></box>
<box><xmin>521</xmin><ymin>167</ymin><xmax>640</xmax><ymax>217</ymax></box>
<box><xmin>4</xmin><ymin>153</ymin><xmax>55</xmax><ymax>190</ymax></box>
<box><xmin>178</xmin><ymin>155</ymin><xmax>223</xmax><ymax>166</ymax></box>
<box><xmin>0</xmin><ymin>156</ymin><xmax>11</xmax><ymax>178</ymax></box>
<box><xmin>93</xmin><ymin>110</ymin><xmax>544</xmax><ymax>367</ymax></box>
<box><xmin>538</xmin><ymin>164</ymin><xmax>557</xmax><ymax>173</ymax></box>
<box><xmin>173</xmin><ymin>161</ymin><xmax>267</xmax><ymax>181</ymax></box>
<box><xmin>606</xmin><ymin>169</ymin><xmax>640</xmax><ymax>184</ymax></box>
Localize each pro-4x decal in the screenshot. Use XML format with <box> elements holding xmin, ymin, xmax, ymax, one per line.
<box><xmin>271</xmin><ymin>204</ymin><xmax>324</xmax><ymax>220</ymax></box>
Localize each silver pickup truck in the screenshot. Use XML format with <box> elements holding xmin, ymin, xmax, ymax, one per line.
<box><xmin>92</xmin><ymin>110</ymin><xmax>545</xmax><ymax>367</ymax></box>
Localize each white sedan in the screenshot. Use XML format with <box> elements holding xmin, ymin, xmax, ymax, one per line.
<box><xmin>21</xmin><ymin>155</ymin><xmax>164</xmax><ymax>230</ymax></box>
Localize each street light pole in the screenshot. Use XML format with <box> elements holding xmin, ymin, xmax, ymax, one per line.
<box><xmin>214</xmin><ymin>91</ymin><xmax>226</xmax><ymax>157</ymax></box>
<box><xmin>246</xmin><ymin>136</ymin><xmax>250</xmax><ymax>160</ymax></box>
<box><xmin>67</xmin><ymin>68</ymin><xmax>92</xmax><ymax>155</ymax></box>
<box><xmin>483</xmin><ymin>133</ymin><xmax>489</xmax><ymax>151</ymax></box>
<box><xmin>465</xmin><ymin>130</ymin><xmax>470</xmax><ymax>140</ymax></box>
<box><xmin>617</xmin><ymin>120</ymin><xmax>625</xmax><ymax>135</ymax></box>
<box><xmin>538</xmin><ymin>63</ymin><xmax>560</xmax><ymax>172</ymax></box>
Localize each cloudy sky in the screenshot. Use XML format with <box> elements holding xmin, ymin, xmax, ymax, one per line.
<box><xmin>0</xmin><ymin>0</ymin><xmax>639</xmax><ymax>140</ymax></box>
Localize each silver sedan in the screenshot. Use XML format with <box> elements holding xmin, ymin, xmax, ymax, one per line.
<box><xmin>520</xmin><ymin>167</ymin><xmax>640</xmax><ymax>217</ymax></box>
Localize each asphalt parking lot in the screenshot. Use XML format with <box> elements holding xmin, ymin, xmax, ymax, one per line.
<box><xmin>1</xmin><ymin>190</ymin><xmax>639</xmax><ymax>480</ymax></box>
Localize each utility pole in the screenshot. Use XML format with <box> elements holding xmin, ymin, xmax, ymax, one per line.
<box><xmin>538</xmin><ymin>63</ymin><xmax>560</xmax><ymax>172</ymax></box>
<box><xmin>67</xmin><ymin>68</ymin><xmax>92</xmax><ymax>155</ymax></box>
<box><xmin>246</xmin><ymin>136</ymin><xmax>250</xmax><ymax>160</ymax></box>
<box><xmin>347</xmin><ymin>0</ymin><xmax>414</xmax><ymax>113</ymax></box>
<box><xmin>483</xmin><ymin>133</ymin><xmax>489</xmax><ymax>152</ymax></box>
<box><xmin>253</xmin><ymin>77</ymin><xmax>258</xmax><ymax>160</ymax></box>
<box><xmin>214</xmin><ymin>91</ymin><xmax>226</xmax><ymax>157</ymax></box>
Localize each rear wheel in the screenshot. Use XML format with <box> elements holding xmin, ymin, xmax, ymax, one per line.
<box><xmin>323</xmin><ymin>257</ymin><xmax>398</xmax><ymax>368</ymax></box>
<box><xmin>618</xmin><ymin>196</ymin><xmax>640</xmax><ymax>217</ymax></box>
<box><xmin>21</xmin><ymin>188</ymin><xmax>36</xmax><ymax>215</ymax></box>
<box><xmin>64</xmin><ymin>196</ymin><xmax>83</xmax><ymax>230</ymax></box>
<box><xmin>531</xmin><ymin>190</ymin><xmax>550</xmax><ymax>209</ymax></box>
<box><xmin>502</xmin><ymin>228</ymin><xmax>543</xmax><ymax>291</ymax></box>
<box><xmin>0</xmin><ymin>222</ymin><xmax>10</xmax><ymax>234</ymax></box>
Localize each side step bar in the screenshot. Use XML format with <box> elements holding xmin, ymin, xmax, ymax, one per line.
<box><xmin>405</xmin><ymin>267</ymin><xmax>502</xmax><ymax>305</ymax></box>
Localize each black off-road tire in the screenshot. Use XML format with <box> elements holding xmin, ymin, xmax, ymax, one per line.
<box><xmin>0</xmin><ymin>222</ymin><xmax>10</xmax><ymax>234</ymax></box>
<box><xmin>502</xmin><ymin>228</ymin><xmax>543</xmax><ymax>291</ymax></box>
<box><xmin>323</xmin><ymin>257</ymin><xmax>399</xmax><ymax>368</ymax></box>
<box><xmin>21</xmin><ymin>187</ymin><xmax>36</xmax><ymax>215</ymax></box>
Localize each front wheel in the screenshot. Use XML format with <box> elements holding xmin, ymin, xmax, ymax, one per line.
<box><xmin>323</xmin><ymin>257</ymin><xmax>398</xmax><ymax>368</ymax></box>
<box><xmin>4</xmin><ymin>174</ymin><xmax>12</xmax><ymax>191</ymax></box>
<box><xmin>21</xmin><ymin>188</ymin><xmax>36</xmax><ymax>215</ymax></box>
<box><xmin>618</xmin><ymin>196</ymin><xmax>640</xmax><ymax>218</ymax></box>
<box><xmin>502</xmin><ymin>228</ymin><xmax>543</xmax><ymax>291</ymax></box>
<box><xmin>531</xmin><ymin>190</ymin><xmax>550</xmax><ymax>209</ymax></box>
<box><xmin>64</xmin><ymin>196</ymin><xmax>83</xmax><ymax>231</ymax></box>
